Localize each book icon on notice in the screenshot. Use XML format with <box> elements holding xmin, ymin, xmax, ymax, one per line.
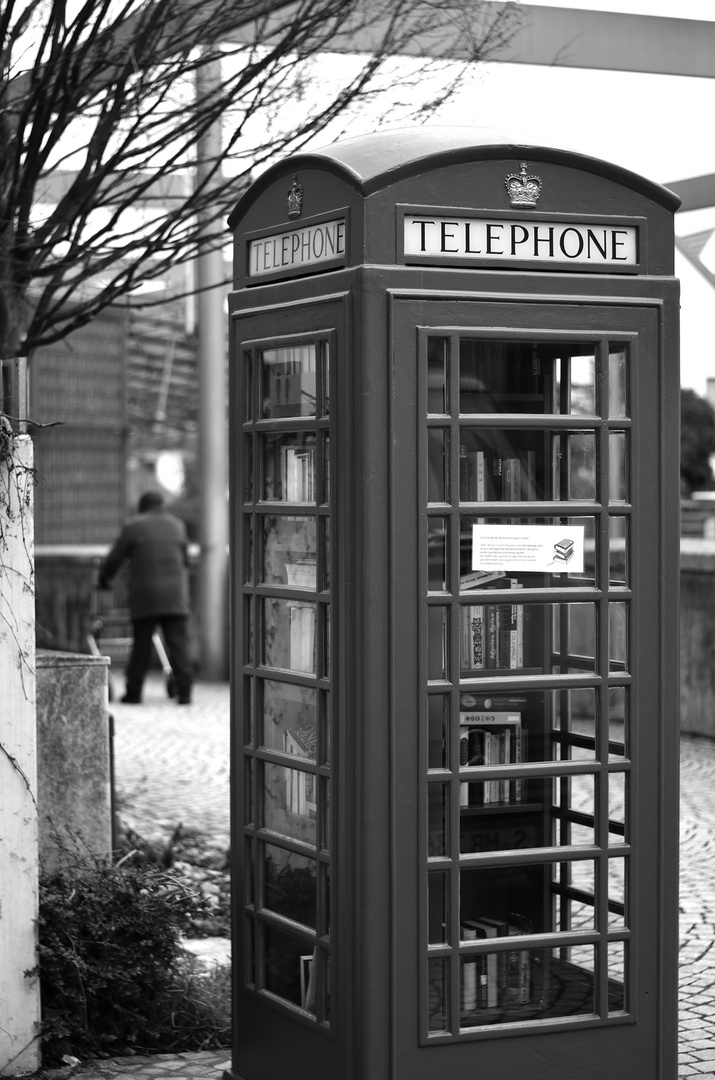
<box><xmin>552</xmin><ymin>538</ymin><xmax>575</xmax><ymax>564</ymax></box>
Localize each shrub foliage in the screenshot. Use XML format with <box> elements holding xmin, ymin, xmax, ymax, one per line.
<box><xmin>31</xmin><ymin>842</ymin><xmax>230</xmax><ymax>1062</ymax></box>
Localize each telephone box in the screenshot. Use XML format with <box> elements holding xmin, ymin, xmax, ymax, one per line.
<box><xmin>226</xmin><ymin>129</ymin><xmax>680</xmax><ymax>1080</ymax></box>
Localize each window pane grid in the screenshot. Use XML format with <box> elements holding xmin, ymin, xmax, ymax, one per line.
<box><xmin>422</xmin><ymin>331</ymin><xmax>632</xmax><ymax>1039</ymax></box>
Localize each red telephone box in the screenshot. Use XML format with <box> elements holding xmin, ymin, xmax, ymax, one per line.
<box><xmin>227</xmin><ymin>128</ymin><xmax>680</xmax><ymax>1080</ymax></box>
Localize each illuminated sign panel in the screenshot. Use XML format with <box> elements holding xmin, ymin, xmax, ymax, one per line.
<box><xmin>403</xmin><ymin>215</ymin><xmax>638</xmax><ymax>267</ymax></box>
<box><xmin>248</xmin><ymin>218</ymin><xmax>346</xmax><ymax>278</ymax></box>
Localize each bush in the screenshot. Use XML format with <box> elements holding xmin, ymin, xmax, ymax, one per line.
<box><xmin>30</xmin><ymin>840</ymin><xmax>231</xmax><ymax>1063</ymax></box>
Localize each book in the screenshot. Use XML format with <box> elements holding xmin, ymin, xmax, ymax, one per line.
<box><xmin>460</xmin><ymin>694</ymin><xmax>527</xmax><ymax>711</ymax></box>
<box><xmin>502</xmin><ymin>927</ymin><xmax>531</xmax><ymax>1006</ymax></box>
<box><xmin>460</xmin><ymin>712</ymin><xmax>522</xmax><ymax>804</ymax></box>
<box><xmin>462</xmin><ymin>917</ymin><xmax>508</xmax><ymax>1008</ymax></box>
<box><xmin>460</xmin><ymin>569</ymin><xmax>505</xmax><ymax>590</ymax></box>
<box><xmin>460</xmin><ymin>605</ymin><xmax>485</xmax><ymax>670</ymax></box>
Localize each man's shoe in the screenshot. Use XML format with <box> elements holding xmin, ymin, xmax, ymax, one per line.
<box><xmin>121</xmin><ymin>693</ymin><xmax>141</xmax><ymax>704</ymax></box>
<box><xmin>177</xmin><ymin>694</ymin><xmax>192</xmax><ymax>705</ymax></box>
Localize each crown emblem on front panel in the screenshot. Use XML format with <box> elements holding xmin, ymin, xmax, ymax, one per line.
<box><xmin>287</xmin><ymin>174</ymin><xmax>304</xmax><ymax>218</ymax></box>
<box><xmin>504</xmin><ymin>162</ymin><xmax>542</xmax><ymax>208</ymax></box>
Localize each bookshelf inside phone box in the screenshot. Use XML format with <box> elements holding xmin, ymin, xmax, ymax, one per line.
<box><xmin>227</xmin><ymin>129</ymin><xmax>681</xmax><ymax>1080</ymax></box>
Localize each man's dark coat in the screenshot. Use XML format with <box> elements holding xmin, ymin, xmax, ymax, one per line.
<box><xmin>99</xmin><ymin>508</ymin><xmax>191</xmax><ymax>620</ymax></box>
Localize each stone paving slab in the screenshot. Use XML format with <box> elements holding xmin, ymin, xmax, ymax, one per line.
<box><xmin>72</xmin><ymin>1050</ymin><xmax>230</xmax><ymax>1080</ymax></box>
<box><xmin>110</xmin><ymin>677</ymin><xmax>715</xmax><ymax>1079</ymax></box>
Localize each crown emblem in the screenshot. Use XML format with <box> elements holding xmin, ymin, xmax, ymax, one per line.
<box><xmin>504</xmin><ymin>163</ymin><xmax>542</xmax><ymax>208</ymax></box>
<box><xmin>287</xmin><ymin>175</ymin><xmax>304</xmax><ymax>219</ymax></box>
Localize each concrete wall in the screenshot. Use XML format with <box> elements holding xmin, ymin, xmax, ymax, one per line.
<box><xmin>36</xmin><ymin>651</ymin><xmax>112</xmax><ymax>870</ymax></box>
<box><xmin>681</xmin><ymin>539</ymin><xmax>715</xmax><ymax>738</ymax></box>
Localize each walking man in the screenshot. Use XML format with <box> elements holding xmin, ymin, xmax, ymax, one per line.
<box><xmin>99</xmin><ymin>491</ymin><xmax>193</xmax><ymax>704</ymax></box>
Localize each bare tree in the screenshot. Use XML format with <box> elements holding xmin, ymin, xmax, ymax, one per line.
<box><xmin>0</xmin><ymin>0</ymin><xmax>521</xmax><ymax>360</ymax></box>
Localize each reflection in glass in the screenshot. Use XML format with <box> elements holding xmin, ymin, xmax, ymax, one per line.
<box><xmin>428</xmin><ymin>871</ymin><xmax>449</xmax><ymax>944</ymax></box>
<box><xmin>608</xmin><ymin>344</ymin><xmax>628</xmax><ymax>419</ymax></box>
<box><xmin>608</xmin><ymin>772</ymin><xmax>626</xmax><ymax>841</ymax></box>
<box><xmin>244</xmin><ymin>434</ymin><xmax>253</xmax><ymax>501</ymax></box>
<box><xmin>428</xmin><ymin>606</ymin><xmax>448</xmax><ymax>680</ymax></box>
<box><xmin>243</xmin><ymin>350</ymin><xmax>253</xmax><ymax>421</ymax></box>
<box><xmin>264</xmin><ymin>925</ymin><xmax>316</xmax><ymax>1013</ymax></box>
<box><xmin>263</xmin><ymin>762</ymin><xmax>317</xmax><ymax>845</ymax></box>
<box><xmin>261</xmin><ymin>680</ymin><xmax>316</xmax><ymax>757</ymax></box>
<box><xmin>263</xmin><ymin>843</ymin><xmax>317</xmax><ymax>928</ymax></box>
<box><xmin>609</xmin><ymin>431</ymin><xmax>627</xmax><ymax>502</ymax></box>
<box><xmin>261</xmin><ymin>344</ymin><xmax>317</xmax><ymax>418</ymax></box>
<box><xmin>262</xmin><ymin>597</ymin><xmax>316</xmax><ymax>674</ymax></box>
<box><xmin>428</xmin><ymin>695</ymin><xmax>448</xmax><ymax>769</ymax></box>
<box><xmin>428</xmin><ymin>518</ymin><xmax>448</xmax><ymax>590</ymax></box>
<box><xmin>460</xmin><ymin>864</ymin><xmax>544</xmax><ymax>934</ymax></box>
<box><xmin>262</xmin><ymin>516</ymin><xmax>316</xmax><ymax>586</ymax></box>
<box><xmin>608</xmin><ymin>942</ymin><xmax>626</xmax><ymax>1011</ymax></box>
<box><xmin>428</xmin><ymin>958</ymin><xmax>449</xmax><ymax>1031</ymax></box>
<box><xmin>608</xmin><ymin>687</ymin><xmax>627</xmax><ymax>757</ymax></box>
<box><xmin>429</xmin><ymin>429</ymin><xmax>448</xmax><ymax>502</ymax></box>
<box><xmin>427</xmin><ymin>338</ymin><xmax>448</xmax><ymax>414</ymax></box>
<box><xmin>320</xmin><ymin>433</ymin><xmax>330</xmax><ymax>504</ymax></box>
<box><xmin>609</xmin><ymin>516</ymin><xmax>627</xmax><ymax>585</ymax></box>
<box><xmin>320</xmin><ymin>341</ymin><xmax>330</xmax><ymax>416</ymax></box>
<box><xmin>456</xmin><ymin>946</ymin><xmax>598</xmax><ymax>1028</ymax></box>
<box><xmin>609</xmin><ymin>602</ymin><xmax>628</xmax><ymax>671</ymax></box>
<box><xmin>262</xmin><ymin>432</ymin><xmax>317</xmax><ymax>502</ymax></box>
<box><xmin>428</xmin><ymin>783</ymin><xmax>448</xmax><ymax>856</ymax></box>
<box><xmin>608</xmin><ymin>858</ymin><xmax>626</xmax><ymax>924</ymax></box>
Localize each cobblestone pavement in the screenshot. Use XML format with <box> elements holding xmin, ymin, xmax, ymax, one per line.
<box><xmin>111</xmin><ymin>678</ymin><xmax>715</xmax><ymax>1079</ymax></box>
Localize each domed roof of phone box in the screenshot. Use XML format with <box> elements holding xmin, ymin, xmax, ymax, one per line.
<box><xmin>228</xmin><ymin>126</ymin><xmax>679</xmax><ymax>277</ymax></box>
<box><xmin>229</xmin><ymin>126</ymin><xmax>679</xmax><ymax>221</ymax></box>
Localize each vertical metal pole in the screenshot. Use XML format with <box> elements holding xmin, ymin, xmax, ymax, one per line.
<box><xmin>196</xmin><ymin>58</ymin><xmax>229</xmax><ymax>680</ymax></box>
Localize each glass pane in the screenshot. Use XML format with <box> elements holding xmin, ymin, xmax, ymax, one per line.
<box><xmin>609</xmin><ymin>602</ymin><xmax>628</xmax><ymax>672</ymax></box>
<box><xmin>456</xmin><ymin>601</ymin><xmax>596</xmax><ymax>679</ymax></box>
<box><xmin>244</xmin><ymin>434</ymin><xmax>253</xmax><ymax>501</ymax></box>
<box><xmin>460</xmin><ymin>865</ymin><xmax>545</xmax><ymax>933</ymax></box>
<box><xmin>427</xmin><ymin>337</ymin><xmax>448</xmax><ymax>414</ymax></box>
<box><xmin>609</xmin><ymin>432</ymin><xmax>627</xmax><ymax>502</ymax></box>
<box><xmin>609</xmin><ymin>772</ymin><xmax>627</xmax><ymax>842</ymax></box>
<box><xmin>428</xmin><ymin>871</ymin><xmax>449</xmax><ymax>944</ymax></box>
<box><xmin>243</xmin><ymin>675</ymin><xmax>255</xmax><ymax>746</ymax></box>
<box><xmin>320</xmin><ymin>517</ymin><xmax>331</xmax><ymax>590</ymax></box>
<box><xmin>428</xmin><ymin>606</ymin><xmax>448</xmax><ymax>680</ymax></box>
<box><xmin>262</xmin><ymin>433</ymin><xmax>316</xmax><ymax>502</ymax></box>
<box><xmin>428</xmin><ymin>783</ymin><xmax>448</xmax><ymax>856</ymax></box>
<box><xmin>261</xmin><ymin>344</ymin><xmax>316</xmax><ymax>418</ymax></box>
<box><xmin>609</xmin><ymin>516</ymin><xmax>627</xmax><ymax>585</ymax></box>
<box><xmin>608</xmin><ymin>857</ymin><xmax>626</xmax><ymax>926</ymax></box>
<box><xmin>608</xmin><ymin>942</ymin><xmax>626</xmax><ymax>1011</ymax></box>
<box><xmin>428</xmin><ymin>518</ymin><xmax>448</xmax><ymax>590</ymax></box>
<box><xmin>264</xmin><ymin>925</ymin><xmax>316</xmax><ymax>1012</ymax></box>
<box><xmin>461</xmin><ymin>516</ymin><xmax>596</xmax><ymax>588</ymax></box>
<box><xmin>460</xmin><ymin>340</ymin><xmax>543</xmax><ymax>414</ymax></box>
<box><xmin>243</xmin><ymin>350</ymin><xmax>253</xmax><ymax>421</ymax></box>
<box><xmin>320</xmin><ymin>341</ymin><xmax>330</xmax><ymax>417</ymax></box>
<box><xmin>428</xmin><ymin>695</ymin><xmax>448</xmax><ymax>769</ymax></box>
<box><xmin>459</xmin><ymin>429</ymin><xmax>543</xmax><ymax>501</ymax></box>
<box><xmin>320</xmin><ymin>433</ymin><xmax>330</xmax><ymax>504</ymax></box>
<box><xmin>262</xmin><ymin>597</ymin><xmax>316</xmax><ymax>674</ymax></box>
<box><xmin>428</xmin><ymin>958</ymin><xmax>449</xmax><ymax>1031</ymax></box>
<box><xmin>552</xmin><ymin>431</ymin><xmax>597</xmax><ymax>501</ymax></box>
<box><xmin>458</xmin><ymin>945</ymin><xmax>596</xmax><ymax>1027</ymax></box>
<box><xmin>321</xmin><ymin>604</ymin><xmax>330</xmax><ymax>678</ymax></box>
<box><xmin>608</xmin><ymin>344</ymin><xmax>628</xmax><ymax>419</ymax></box>
<box><xmin>261</xmin><ymin>516</ymin><xmax>316</xmax><ymax>586</ymax></box>
<box><xmin>553</xmin><ymin>776</ymin><xmax>595</xmax><ymax>846</ymax></box>
<box><xmin>552</xmin><ymin>688</ymin><xmax>597</xmax><ymax>760</ymax></box>
<box><xmin>244</xmin><ymin>596</ymin><xmax>254</xmax><ymax>665</ymax></box>
<box><xmin>608</xmin><ymin>687</ymin><xmax>627</xmax><ymax>757</ymax></box>
<box><xmin>261</xmin><ymin>680</ymin><xmax>316</xmax><ymax>758</ymax></box>
<box><xmin>263</xmin><ymin>761</ymin><xmax>317</xmax><ymax>845</ymax></box>
<box><xmin>429</xmin><ymin>428</ymin><xmax>448</xmax><ymax>503</ymax></box>
<box><xmin>263</xmin><ymin>844</ymin><xmax>317</xmax><ymax>929</ymax></box>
